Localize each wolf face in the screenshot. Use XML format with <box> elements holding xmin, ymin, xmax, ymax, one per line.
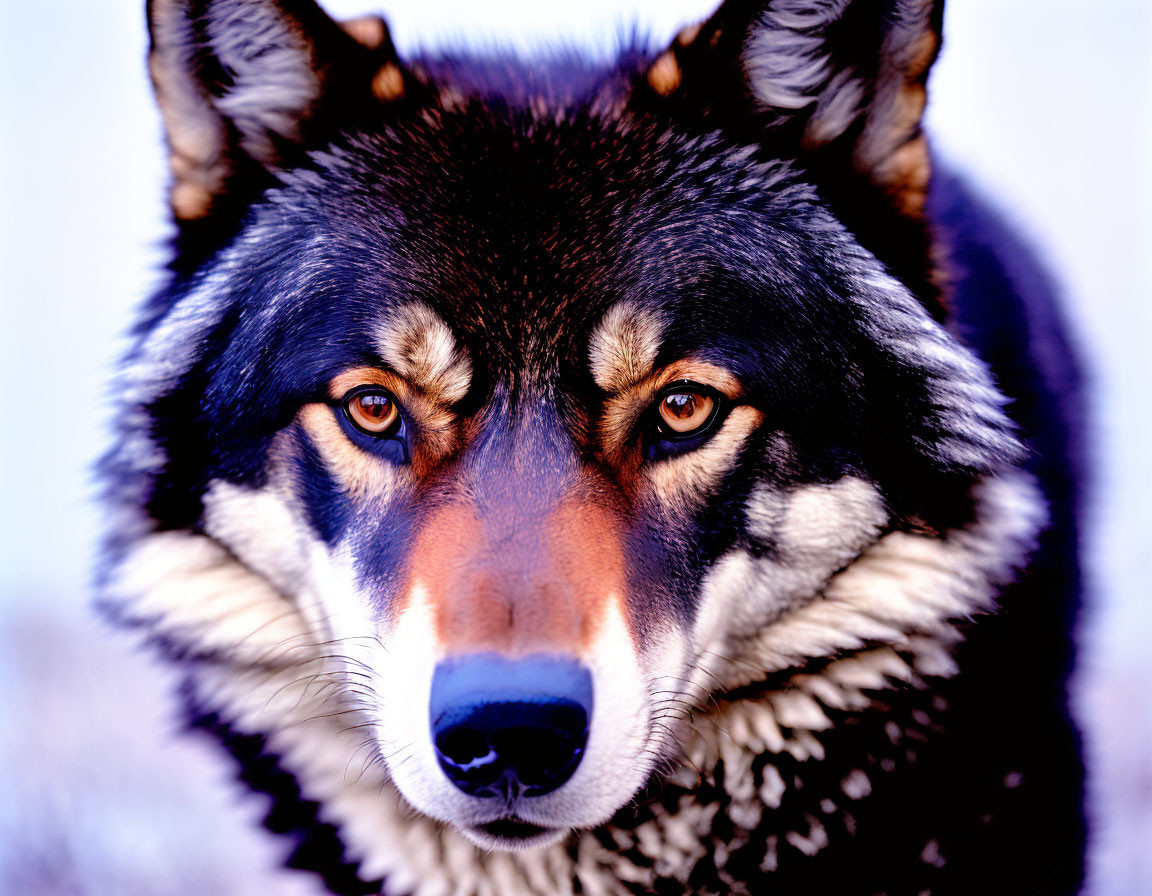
<box><xmin>103</xmin><ymin>0</ymin><xmax>1056</xmax><ymax>882</ymax></box>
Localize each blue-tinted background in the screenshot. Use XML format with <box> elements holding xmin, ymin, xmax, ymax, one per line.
<box><xmin>1</xmin><ymin>1</ymin><xmax>1147</xmax><ymax>893</ymax></box>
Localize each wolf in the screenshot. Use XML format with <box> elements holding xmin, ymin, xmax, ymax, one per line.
<box><xmin>99</xmin><ymin>0</ymin><xmax>1086</xmax><ymax>893</ymax></box>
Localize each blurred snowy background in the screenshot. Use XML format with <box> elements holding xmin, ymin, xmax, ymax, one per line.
<box><xmin>0</xmin><ymin>1</ymin><xmax>1147</xmax><ymax>893</ymax></box>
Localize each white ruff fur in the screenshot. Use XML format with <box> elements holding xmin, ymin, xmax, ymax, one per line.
<box><xmin>100</xmin><ymin>465</ymin><xmax>1045</xmax><ymax>895</ymax></box>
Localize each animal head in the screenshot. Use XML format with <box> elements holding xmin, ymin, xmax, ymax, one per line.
<box><xmin>103</xmin><ymin>0</ymin><xmax>1037</xmax><ymax>853</ymax></box>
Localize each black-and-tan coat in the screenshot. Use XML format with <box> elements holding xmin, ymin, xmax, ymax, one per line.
<box><xmin>100</xmin><ymin>1</ymin><xmax>1086</xmax><ymax>893</ymax></box>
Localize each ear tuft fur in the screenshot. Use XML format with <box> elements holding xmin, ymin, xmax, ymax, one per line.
<box><xmin>147</xmin><ymin>0</ymin><xmax>399</xmax><ymax>222</ymax></box>
<box><xmin>642</xmin><ymin>0</ymin><xmax>943</xmax><ymax>217</ymax></box>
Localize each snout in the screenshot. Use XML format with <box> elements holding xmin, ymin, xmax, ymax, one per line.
<box><xmin>375</xmin><ymin>590</ymin><xmax>666</xmax><ymax>849</ymax></box>
<box><xmin>430</xmin><ymin>654</ymin><xmax>593</xmax><ymax>799</ymax></box>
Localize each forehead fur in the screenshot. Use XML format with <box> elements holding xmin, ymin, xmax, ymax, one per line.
<box><xmin>287</xmin><ymin>120</ymin><xmax>812</xmax><ymax>394</ymax></box>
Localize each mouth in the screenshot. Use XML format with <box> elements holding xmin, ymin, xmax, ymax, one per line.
<box><xmin>464</xmin><ymin>817</ymin><xmax>566</xmax><ymax>850</ymax></box>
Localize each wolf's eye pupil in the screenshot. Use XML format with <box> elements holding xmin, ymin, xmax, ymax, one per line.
<box><xmin>360</xmin><ymin>396</ymin><xmax>390</xmax><ymax>419</ymax></box>
<box><xmin>344</xmin><ymin>389</ymin><xmax>401</xmax><ymax>435</ymax></box>
<box><xmin>663</xmin><ymin>393</ymin><xmax>697</xmax><ymax>419</ymax></box>
<box><xmin>658</xmin><ymin>391</ymin><xmax>715</xmax><ymax>435</ymax></box>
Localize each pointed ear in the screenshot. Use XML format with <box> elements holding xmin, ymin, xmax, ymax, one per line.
<box><xmin>638</xmin><ymin>0</ymin><xmax>943</xmax><ymax>217</ymax></box>
<box><xmin>148</xmin><ymin>0</ymin><xmax>410</xmax><ymax>221</ymax></box>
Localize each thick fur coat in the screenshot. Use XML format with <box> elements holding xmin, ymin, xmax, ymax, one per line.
<box><xmin>100</xmin><ymin>1</ymin><xmax>1086</xmax><ymax>893</ymax></box>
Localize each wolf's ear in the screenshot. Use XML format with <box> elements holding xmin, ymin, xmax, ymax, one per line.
<box><xmin>637</xmin><ymin>0</ymin><xmax>943</xmax><ymax>217</ymax></box>
<box><xmin>148</xmin><ymin>0</ymin><xmax>409</xmax><ymax>221</ymax></box>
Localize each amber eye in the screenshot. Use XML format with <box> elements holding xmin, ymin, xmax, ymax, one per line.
<box><xmin>657</xmin><ymin>388</ymin><xmax>716</xmax><ymax>436</ymax></box>
<box><xmin>343</xmin><ymin>387</ymin><xmax>401</xmax><ymax>435</ymax></box>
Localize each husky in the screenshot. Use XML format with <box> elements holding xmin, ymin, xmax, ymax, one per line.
<box><xmin>100</xmin><ymin>0</ymin><xmax>1086</xmax><ymax>893</ymax></box>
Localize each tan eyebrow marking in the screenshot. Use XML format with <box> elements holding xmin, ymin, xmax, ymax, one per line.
<box><xmin>588</xmin><ymin>300</ymin><xmax>665</xmax><ymax>395</ymax></box>
<box><xmin>374</xmin><ymin>303</ymin><xmax>472</xmax><ymax>405</ymax></box>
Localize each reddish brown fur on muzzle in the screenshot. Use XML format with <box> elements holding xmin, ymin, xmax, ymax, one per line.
<box><xmin>402</xmin><ymin>494</ymin><xmax>627</xmax><ymax>657</ymax></box>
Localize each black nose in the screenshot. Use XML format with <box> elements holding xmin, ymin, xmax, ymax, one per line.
<box><xmin>429</xmin><ymin>654</ymin><xmax>593</xmax><ymax>799</ymax></box>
